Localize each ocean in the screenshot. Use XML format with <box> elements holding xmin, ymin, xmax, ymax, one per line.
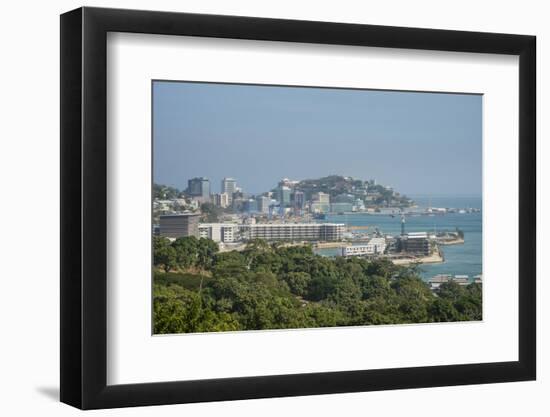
<box><xmin>316</xmin><ymin>195</ymin><xmax>482</xmax><ymax>281</ymax></box>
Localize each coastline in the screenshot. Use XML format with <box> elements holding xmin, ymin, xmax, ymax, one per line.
<box><xmin>388</xmin><ymin>247</ymin><xmax>444</xmax><ymax>266</ymax></box>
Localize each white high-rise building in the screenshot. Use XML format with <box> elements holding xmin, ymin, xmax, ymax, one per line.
<box><xmin>256</xmin><ymin>195</ymin><xmax>271</xmax><ymax>213</ymax></box>
<box><xmin>221</xmin><ymin>177</ymin><xmax>237</xmax><ymax>202</ymax></box>
<box><xmin>311</xmin><ymin>192</ymin><xmax>330</xmax><ymax>213</ymax></box>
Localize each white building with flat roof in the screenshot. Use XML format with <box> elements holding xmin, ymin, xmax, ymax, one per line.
<box><xmin>240</xmin><ymin>222</ymin><xmax>344</xmax><ymax>242</ymax></box>
<box><xmin>198</xmin><ymin>223</ymin><xmax>239</xmax><ymax>243</ymax></box>
<box><xmin>341</xmin><ymin>237</ymin><xmax>387</xmax><ymax>257</ymax></box>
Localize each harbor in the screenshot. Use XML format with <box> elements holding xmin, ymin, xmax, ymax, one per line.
<box><xmin>315</xmin><ymin>195</ymin><xmax>482</xmax><ymax>282</ymax></box>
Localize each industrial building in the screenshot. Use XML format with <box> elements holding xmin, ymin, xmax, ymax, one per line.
<box><xmin>159</xmin><ymin>213</ymin><xmax>201</xmax><ymax>238</ymax></box>
<box><xmin>240</xmin><ymin>222</ymin><xmax>344</xmax><ymax>242</ymax></box>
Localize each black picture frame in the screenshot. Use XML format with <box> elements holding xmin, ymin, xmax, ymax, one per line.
<box><xmin>60</xmin><ymin>6</ymin><xmax>536</xmax><ymax>410</ymax></box>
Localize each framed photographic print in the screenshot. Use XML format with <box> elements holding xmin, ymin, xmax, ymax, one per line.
<box><xmin>60</xmin><ymin>7</ymin><xmax>536</xmax><ymax>410</ymax></box>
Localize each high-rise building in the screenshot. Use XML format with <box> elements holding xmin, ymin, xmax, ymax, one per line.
<box><xmin>256</xmin><ymin>195</ymin><xmax>270</xmax><ymax>214</ymax></box>
<box><xmin>221</xmin><ymin>177</ymin><xmax>237</xmax><ymax>201</ymax></box>
<box><xmin>293</xmin><ymin>191</ymin><xmax>305</xmax><ymax>209</ymax></box>
<box><xmin>311</xmin><ymin>192</ymin><xmax>330</xmax><ymax>213</ymax></box>
<box><xmin>243</xmin><ymin>199</ymin><xmax>258</xmax><ymax>213</ymax></box>
<box><xmin>277</xmin><ymin>185</ymin><xmax>291</xmax><ymax>207</ymax></box>
<box><xmin>213</xmin><ymin>193</ymin><xmax>229</xmax><ymax>208</ymax></box>
<box><xmin>159</xmin><ymin>213</ymin><xmax>201</xmax><ymax>238</ymax></box>
<box><xmin>187</xmin><ymin>177</ymin><xmax>210</xmax><ymax>201</ymax></box>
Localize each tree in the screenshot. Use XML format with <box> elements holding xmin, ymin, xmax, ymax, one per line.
<box><xmin>153</xmin><ymin>183</ymin><xmax>181</xmax><ymax>200</ymax></box>
<box><xmin>153</xmin><ymin>236</ymin><xmax>177</xmax><ymax>272</ymax></box>
<box><xmin>283</xmin><ymin>272</ymin><xmax>311</xmax><ymax>296</ymax></box>
<box><xmin>171</xmin><ymin>236</ymin><xmax>199</xmax><ymax>269</ymax></box>
<box><xmin>196</xmin><ymin>238</ymin><xmax>219</xmax><ymax>270</ymax></box>
<box><xmin>306</xmin><ymin>274</ymin><xmax>337</xmax><ymax>301</ymax></box>
<box><xmin>436</xmin><ymin>281</ymin><xmax>465</xmax><ymax>302</ymax></box>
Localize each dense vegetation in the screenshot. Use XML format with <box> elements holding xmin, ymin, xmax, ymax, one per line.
<box><xmin>153</xmin><ymin>237</ymin><xmax>482</xmax><ymax>334</ymax></box>
<box><xmin>295</xmin><ymin>175</ymin><xmax>412</xmax><ymax>207</ymax></box>
<box><xmin>153</xmin><ymin>183</ymin><xmax>183</xmax><ymax>200</ymax></box>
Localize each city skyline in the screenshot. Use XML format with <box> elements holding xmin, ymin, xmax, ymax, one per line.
<box><xmin>158</xmin><ymin>174</ymin><xmax>483</xmax><ymax>199</ymax></box>
<box><xmin>153</xmin><ymin>81</ymin><xmax>482</xmax><ymax>196</ymax></box>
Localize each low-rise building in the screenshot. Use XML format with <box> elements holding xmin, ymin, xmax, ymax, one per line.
<box><xmin>240</xmin><ymin>222</ymin><xmax>344</xmax><ymax>242</ymax></box>
<box><xmin>330</xmin><ymin>202</ymin><xmax>354</xmax><ymax>213</ymax></box>
<box><xmin>198</xmin><ymin>223</ymin><xmax>239</xmax><ymax>243</ymax></box>
<box><xmin>341</xmin><ymin>237</ymin><xmax>387</xmax><ymax>257</ymax></box>
<box><xmin>159</xmin><ymin>213</ymin><xmax>201</xmax><ymax>238</ymax></box>
<box><xmin>453</xmin><ymin>275</ymin><xmax>470</xmax><ymax>286</ymax></box>
<box><xmin>398</xmin><ymin>232</ymin><xmax>430</xmax><ymax>256</ymax></box>
<box><xmin>428</xmin><ymin>274</ymin><xmax>452</xmax><ymax>289</ymax></box>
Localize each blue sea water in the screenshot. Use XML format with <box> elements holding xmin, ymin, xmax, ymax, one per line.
<box><xmin>316</xmin><ymin>195</ymin><xmax>482</xmax><ymax>281</ymax></box>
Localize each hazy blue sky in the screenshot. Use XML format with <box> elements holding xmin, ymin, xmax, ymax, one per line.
<box><xmin>153</xmin><ymin>81</ymin><xmax>482</xmax><ymax>196</ymax></box>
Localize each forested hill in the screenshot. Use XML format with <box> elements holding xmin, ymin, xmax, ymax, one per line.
<box><xmin>297</xmin><ymin>175</ymin><xmax>364</xmax><ymax>198</ymax></box>
<box><xmin>295</xmin><ymin>175</ymin><xmax>412</xmax><ymax>206</ymax></box>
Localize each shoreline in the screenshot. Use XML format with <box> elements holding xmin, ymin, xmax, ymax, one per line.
<box><xmin>388</xmin><ymin>247</ymin><xmax>444</xmax><ymax>266</ymax></box>
<box><xmin>437</xmin><ymin>238</ymin><xmax>464</xmax><ymax>246</ymax></box>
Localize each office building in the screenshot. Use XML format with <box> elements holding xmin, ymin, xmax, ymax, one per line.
<box><xmin>159</xmin><ymin>213</ymin><xmax>200</xmax><ymax>238</ymax></box>
<box><xmin>311</xmin><ymin>192</ymin><xmax>330</xmax><ymax>213</ymax></box>
<box><xmin>187</xmin><ymin>177</ymin><xmax>210</xmax><ymax>201</ymax></box>
<box><xmin>243</xmin><ymin>198</ymin><xmax>258</xmax><ymax>213</ymax></box>
<box><xmin>213</xmin><ymin>192</ymin><xmax>229</xmax><ymax>208</ymax></box>
<box><xmin>256</xmin><ymin>195</ymin><xmax>271</xmax><ymax>214</ymax></box>
<box><xmin>277</xmin><ymin>185</ymin><xmax>292</xmax><ymax>207</ymax></box>
<box><xmin>293</xmin><ymin>191</ymin><xmax>305</xmax><ymax>210</ymax></box>
<box><xmin>221</xmin><ymin>177</ymin><xmax>237</xmax><ymax>202</ymax></box>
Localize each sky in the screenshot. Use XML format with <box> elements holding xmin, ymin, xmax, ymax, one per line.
<box><xmin>153</xmin><ymin>81</ymin><xmax>482</xmax><ymax>196</ymax></box>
